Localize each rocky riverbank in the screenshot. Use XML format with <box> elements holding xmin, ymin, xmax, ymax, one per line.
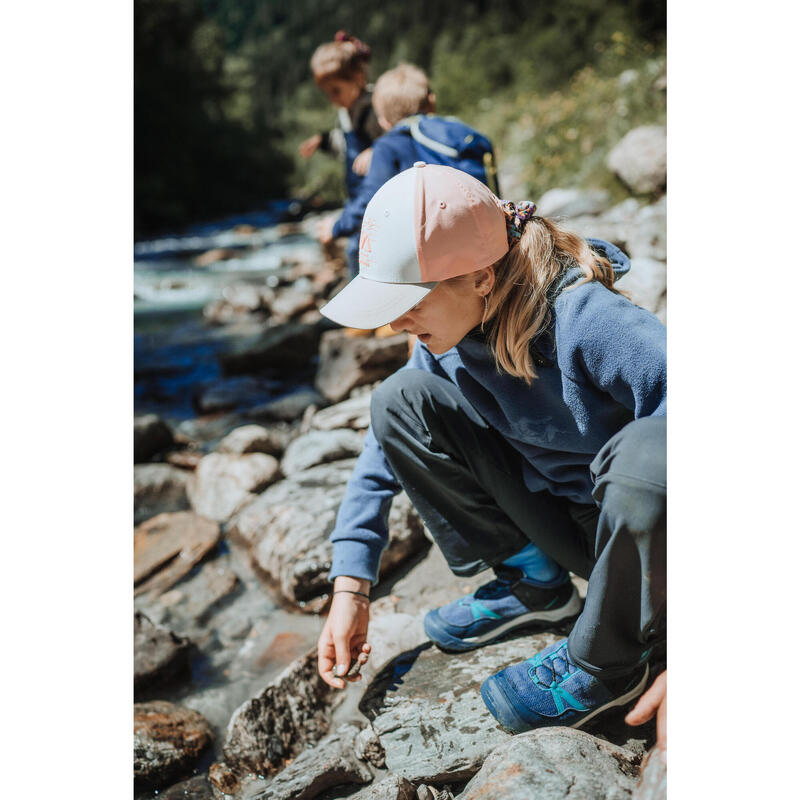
<box><xmin>134</xmin><ymin>125</ymin><xmax>667</xmax><ymax>799</ymax></box>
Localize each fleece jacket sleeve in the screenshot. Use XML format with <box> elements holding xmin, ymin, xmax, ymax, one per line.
<box><xmin>328</xmin><ymin>342</ymin><xmax>432</xmax><ymax>584</ymax></box>
<box><xmin>332</xmin><ymin>138</ymin><xmax>400</xmax><ymax>239</ymax></box>
<box><xmin>556</xmin><ymin>282</ymin><xmax>667</xmax><ymax>418</ymax></box>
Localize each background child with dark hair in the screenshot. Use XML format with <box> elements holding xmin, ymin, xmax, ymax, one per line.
<box><xmin>299</xmin><ymin>31</ymin><xmax>383</xmax><ymax>277</ymax></box>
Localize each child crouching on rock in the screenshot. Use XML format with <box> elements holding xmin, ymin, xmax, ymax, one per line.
<box><xmin>316</xmin><ymin>163</ymin><xmax>666</xmax><ymax>738</ymax></box>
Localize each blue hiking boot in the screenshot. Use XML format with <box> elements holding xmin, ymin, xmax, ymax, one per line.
<box><xmin>480</xmin><ymin>638</ymin><xmax>650</xmax><ymax>733</ymax></box>
<box><xmin>423</xmin><ymin>567</ymin><xmax>581</xmax><ymax>652</ymax></box>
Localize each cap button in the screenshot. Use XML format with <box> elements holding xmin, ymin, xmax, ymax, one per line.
<box><xmin>413</xmin><ymin>161</ymin><xmax>426</xmax><ymax>168</ymax></box>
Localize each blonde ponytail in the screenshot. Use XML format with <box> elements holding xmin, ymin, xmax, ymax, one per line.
<box><xmin>484</xmin><ymin>218</ymin><xmax>617</xmax><ymax>384</ymax></box>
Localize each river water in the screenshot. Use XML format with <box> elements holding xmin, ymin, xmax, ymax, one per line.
<box><xmin>134</xmin><ymin>206</ymin><xmax>325</xmax><ymax>424</ymax></box>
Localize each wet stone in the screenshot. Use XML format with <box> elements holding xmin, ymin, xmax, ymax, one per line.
<box><xmin>159</xmin><ymin>774</ymin><xmax>215</xmax><ymax>799</ymax></box>
<box><xmin>134</xmin><ymin>701</ymin><xmax>213</xmax><ymax>789</ymax></box>
<box><xmin>134</xmin><ymin>463</ymin><xmax>190</xmax><ymax>525</ymax></box>
<box><xmin>458</xmin><ymin>727</ymin><xmax>640</xmax><ymax>800</ymax></box>
<box><xmin>133</xmin><ymin>612</ymin><xmax>191</xmax><ymax>695</ymax></box>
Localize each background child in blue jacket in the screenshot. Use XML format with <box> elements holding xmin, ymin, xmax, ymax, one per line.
<box><xmin>299</xmin><ymin>31</ymin><xmax>383</xmax><ymax>277</ymax></box>
<box><xmin>318</xmin><ymin>63</ymin><xmax>499</xmax><ymax>268</ymax></box>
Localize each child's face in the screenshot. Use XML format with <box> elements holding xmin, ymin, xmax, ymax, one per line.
<box><xmin>318</xmin><ymin>77</ymin><xmax>363</xmax><ymax>110</ymax></box>
<box><xmin>388</xmin><ymin>272</ymin><xmax>491</xmax><ymax>354</ymax></box>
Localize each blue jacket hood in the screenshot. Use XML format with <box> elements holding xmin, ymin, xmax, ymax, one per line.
<box><xmin>550</xmin><ymin>238</ymin><xmax>631</xmax><ymax>296</ymax></box>
<box><xmin>393</xmin><ymin>114</ymin><xmax>493</xmax><ymax>158</ymax></box>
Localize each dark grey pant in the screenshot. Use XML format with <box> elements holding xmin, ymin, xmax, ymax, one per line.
<box><xmin>371</xmin><ymin>369</ymin><xmax>666</xmax><ymax>678</ymax></box>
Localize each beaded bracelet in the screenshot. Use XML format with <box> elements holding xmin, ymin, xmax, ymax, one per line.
<box><xmin>332</xmin><ymin>589</ymin><xmax>370</xmax><ymax>600</ymax></box>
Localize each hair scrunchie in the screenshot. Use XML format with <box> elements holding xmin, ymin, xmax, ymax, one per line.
<box><xmin>502</xmin><ymin>200</ymin><xmax>537</xmax><ymax>247</ymax></box>
<box><xmin>334</xmin><ymin>30</ymin><xmax>372</xmax><ymax>60</ymax></box>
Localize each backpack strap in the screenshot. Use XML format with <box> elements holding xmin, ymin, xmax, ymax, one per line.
<box><xmin>398</xmin><ymin>114</ymin><xmax>460</xmax><ymax>158</ymax></box>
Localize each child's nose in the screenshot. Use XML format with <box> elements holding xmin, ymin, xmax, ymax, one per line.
<box><xmin>389</xmin><ymin>314</ymin><xmax>409</xmax><ymax>333</ymax></box>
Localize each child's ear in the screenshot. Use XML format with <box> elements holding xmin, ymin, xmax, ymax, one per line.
<box><xmin>426</xmin><ymin>92</ymin><xmax>437</xmax><ymax>113</ymax></box>
<box><xmin>476</xmin><ymin>266</ymin><xmax>495</xmax><ymax>294</ymax></box>
<box><xmin>378</xmin><ymin>114</ymin><xmax>392</xmax><ymax>131</ymax></box>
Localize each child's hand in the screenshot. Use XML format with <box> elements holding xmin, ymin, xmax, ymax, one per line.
<box><xmin>317</xmin><ymin>587</ymin><xmax>371</xmax><ymax>689</ymax></box>
<box><xmin>317</xmin><ymin>215</ymin><xmax>337</xmax><ymax>245</ymax></box>
<box><xmin>626</xmin><ymin>670</ymin><xmax>667</xmax><ymax>764</ymax></box>
<box><xmin>352</xmin><ymin>147</ymin><xmax>373</xmax><ymax>175</ymax></box>
<box><xmin>299</xmin><ymin>134</ymin><xmax>322</xmax><ymax>158</ymax></box>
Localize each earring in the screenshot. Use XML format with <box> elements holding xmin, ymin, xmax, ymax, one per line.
<box><xmin>480</xmin><ymin>294</ymin><xmax>489</xmax><ymax>333</ymax></box>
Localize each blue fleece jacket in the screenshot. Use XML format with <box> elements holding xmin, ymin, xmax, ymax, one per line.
<box><xmin>332</xmin><ymin>114</ymin><xmax>497</xmax><ymax>239</ymax></box>
<box><xmin>328</xmin><ymin>240</ymin><xmax>666</xmax><ymax>584</ymax></box>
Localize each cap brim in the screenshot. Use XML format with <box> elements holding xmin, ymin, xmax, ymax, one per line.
<box><xmin>320</xmin><ymin>275</ymin><xmax>437</xmax><ymax>329</ymax></box>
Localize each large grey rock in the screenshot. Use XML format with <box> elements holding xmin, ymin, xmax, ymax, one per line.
<box><xmin>633</xmin><ymin>747</ymin><xmax>667</xmax><ymax>800</ymax></box>
<box><xmin>134</xmin><ymin>463</ymin><xmax>190</xmax><ymax>524</ymax></box>
<box><xmin>315</xmin><ymin>330</ymin><xmax>409</xmax><ymax>403</ymax></box>
<box><xmin>134</xmin><ymin>414</ymin><xmax>174</xmax><ymax>463</ymax></box>
<box><xmin>281</xmin><ymin>429</ymin><xmax>364</xmax><ymax>475</ymax></box>
<box><xmin>537</xmin><ymin>187</ymin><xmax>611</xmax><ymax>218</ymax></box>
<box><xmin>347</xmin><ymin>776</ymin><xmax>416</xmax><ymax>800</ymax></box>
<box><xmin>218</xmin><ymin>423</ymin><xmax>295</xmax><ymax>457</ymax></box>
<box><xmin>134</xmin><ymin>511</ymin><xmax>221</xmax><ymax>597</ymax></box>
<box><xmin>626</xmin><ymin>201</ymin><xmax>667</xmax><ymax>261</ymax></box>
<box><xmin>187</xmin><ymin>452</ymin><xmax>281</xmax><ymax>522</ymax></box>
<box><xmin>194</xmin><ymin>376</ymin><xmax>282</xmax><ymax>414</ymax></box>
<box><xmin>248</xmin><ymin>389</ymin><xmax>327</xmax><ymax>423</ymax></box>
<box><xmin>458</xmin><ymin>727</ymin><xmax>640</xmax><ymax>800</ymax></box>
<box><xmin>616</xmin><ymin>258</ymin><xmax>667</xmax><ymax>316</ymax></box>
<box><xmin>227</xmin><ymin>460</ymin><xmax>427</xmax><ymax>606</ymax></box>
<box><xmin>238</xmin><ymin>724</ymin><xmax>372</xmax><ymax>799</ymax></box>
<box><xmin>134</xmin><ymin>612</ymin><xmax>191</xmax><ymax>694</ymax></box>
<box><xmin>310</xmin><ymin>391</ymin><xmax>372</xmax><ymax>431</ymax></box>
<box><xmin>607</xmin><ymin>126</ymin><xmax>667</xmax><ymax>195</ymax></box>
<box><xmin>223</xmin><ymin>648</ymin><xmax>337</xmax><ymax>776</ymax></box>
<box><xmin>134</xmin><ymin>701</ymin><xmax>213</xmax><ymax>788</ymax></box>
<box><xmin>219</xmin><ymin>323</ymin><xmax>321</xmax><ymax>375</ymax></box>
<box><xmin>360</xmin><ymin>633</ymin><xmax>560</xmax><ymax>783</ymax></box>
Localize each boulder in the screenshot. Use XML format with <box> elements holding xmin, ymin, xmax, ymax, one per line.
<box><xmin>616</xmin><ymin>258</ymin><xmax>667</xmax><ymax>316</ymax></box>
<box><xmin>310</xmin><ymin>391</ymin><xmax>373</xmax><ymax>431</ymax></box>
<box><xmin>360</xmin><ymin>632</ymin><xmax>560</xmax><ymax>783</ymax></box>
<box><xmin>537</xmin><ymin>187</ymin><xmax>611</xmax><ymax>218</ymax></box>
<box><xmin>626</xmin><ymin>202</ymin><xmax>667</xmax><ymax>261</ymax></box>
<box><xmin>134</xmin><ymin>701</ymin><xmax>213</xmax><ymax>788</ymax></box>
<box><xmin>187</xmin><ymin>452</ymin><xmax>281</xmax><ymax>523</ymax></box>
<box><xmin>347</xmin><ymin>776</ymin><xmax>416</xmax><ymax>800</ymax></box>
<box><xmin>222</xmin><ymin>648</ymin><xmax>337</xmax><ymax>776</ymax></box>
<box><xmin>133</xmin><ymin>612</ymin><xmax>191</xmax><ymax>694</ymax></box>
<box><xmin>194</xmin><ymin>376</ymin><xmax>282</xmax><ymax>415</ymax></box>
<box><xmin>134</xmin><ymin>464</ymin><xmax>190</xmax><ymax>524</ymax></box>
<box><xmin>134</xmin><ymin>511</ymin><xmax>221</xmax><ymax>597</ymax></box>
<box><xmin>134</xmin><ymin>414</ymin><xmax>174</xmax><ymax>463</ymax></box>
<box><xmin>633</xmin><ymin>747</ymin><xmax>667</xmax><ymax>800</ymax></box>
<box><xmin>269</xmin><ymin>288</ymin><xmax>317</xmax><ymax>321</ymax></box>
<box><xmin>227</xmin><ymin>459</ymin><xmax>427</xmax><ymax>606</ymax></box>
<box><xmin>458</xmin><ymin>727</ymin><xmax>640</xmax><ymax>800</ymax></box>
<box><xmin>315</xmin><ymin>330</ymin><xmax>409</xmax><ymax>403</ymax></box>
<box><xmin>606</xmin><ymin>126</ymin><xmax>667</xmax><ymax>195</ymax></box>
<box><xmin>281</xmin><ymin>429</ymin><xmax>364</xmax><ymax>476</ymax></box>
<box><xmin>218</xmin><ymin>423</ymin><xmax>295</xmax><ymax>457</ymax></box>
<box><xmin>158</xmin><ymin>775</ymin><xmax>215</xmax><ymax>799</ymax></box>
<box><xmin>238</xmin><ymin>723</ymin><xmax>373</xmax><ymax>800</ymax></box>
<box><xmin>219</xmin><ymin>323</ymin><xmax>321</xmax><ymax>375</ymax></box>
<box><xmin>248</xmin><ymin>389</ymin><xmax>327</xmax><ymax>423</ymax></box>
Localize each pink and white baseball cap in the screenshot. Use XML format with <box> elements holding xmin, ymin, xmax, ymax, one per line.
<box><xmin>320</xmin><ymin>162</ymin><xmax>510</xmax><ymax>330</ymax></box>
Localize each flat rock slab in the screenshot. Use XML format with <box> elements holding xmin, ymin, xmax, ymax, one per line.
<box><xmin>315</xmin><ymin>330</ymin><xmax>409</xmax><ymax>403</ymax></box>
<box><xmin>238</xmin><ymin>724</ymin><xmax>372</xmax><ymax>800</ymax></box>
<box><xmin>223</xmin><ymin>648</ymin><xmax>337</xmax><ymax>777</ymax></box>
<box><xmin>218</xmin><ymin>423</ymin><xmax>296</xmax><ymax>456</ymax></box>
<box><xmin>134</xmin><ymin>511</ymin><xmax>221</xmax><ymax>597</ymax></box>
<box><xmin>345</xmin><ymin>775</ymin><xmax>416</xmax><ymax>800</ymax></box>
<box><xmin>227</xmin><ymin>459</ymin><xmax>427</xmax><ymax>607</ymax></box>
<box><xmin>280</xmin><ymin>429</ymin><xmax>364</xmax><ymax>476</ymax></box>
<box><xmin>459</xmin><ymin>727</ymin><xmax>640</xmax><ymax>800</ymax></box>
<box><xmin>310</xmin><ymin>391</ymin><xmax>372</xmax><ymax>431</ymax></box>
<box><xmin>134</xmin><ymin>463</ymin><xmax>190</xmax><ymax>525</ymax></box>
<box><xmin>188</xmin><ymin>452</ymin><xmax>281</xmax><ymax>522</ymax></box>
<box><xmin>360</xmin><ymin>633</ymin><xmax>559</xmax><ymax>784</ymax></box>
<box><xmin>134</xmin><ymin>701</ymin><xmax>213</xmax><ymax>788</ymax></box>
<box><xmin>133</xmin><ymin>612</ymin><xmax>191</xmax><ymax>694</ymax></box>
